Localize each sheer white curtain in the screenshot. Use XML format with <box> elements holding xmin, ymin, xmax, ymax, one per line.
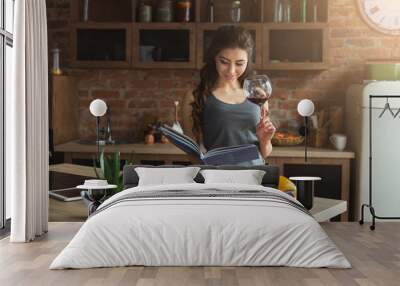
<box><xmin>7</xmin><ymin>0</ymin><xmax>48</xmax><ymax>242</ymax></box>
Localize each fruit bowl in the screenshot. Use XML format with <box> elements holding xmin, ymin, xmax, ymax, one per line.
<box><xmin>272</xmin><ymin>132</ymin><xmax>304</xmax><ymax>146</ymax></box>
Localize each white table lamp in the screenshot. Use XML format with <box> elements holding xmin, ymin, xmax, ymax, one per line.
<box><xmin>89</xmin><ymin>99</ymin><xmax>108</xmax><ymax>158</ymax></box>
<box><xmin>297</xmin><ymin>99</ymin><xmax>315</xmax><ymax>162</ymax></box>
<box><xmin>297</xmin><ymin>99</ymin><xmax>315</xmax><ymax>117</ymax></box>
<box><xmin>90</xmin><ymin>99</ymin><xmax>107</xmax><ymax>117</ymax></box>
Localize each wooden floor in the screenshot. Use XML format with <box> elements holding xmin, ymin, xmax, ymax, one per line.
<box><xmin>1</xmin><ymin>222</ymin><xmax>399</xmax><ymax>286</ymax></box>
<box><xmin>49</xmin><ymin>198</ymin><xmax>87</xmax><ymax>222</ymax></box>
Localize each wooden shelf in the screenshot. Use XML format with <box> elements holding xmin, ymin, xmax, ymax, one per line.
<box><xmin>198</xmin><ymin>0</ymin><xmax>263</xmax><ymax>23</ymax></box>
<box><xmin>263</xmin><ymin>0</ymin><xmax>328</xmax><ymax>23</ymax></box>
<box><xmin>70</xmin><ymin>0</ymin><xmax>328</xmax><ymax>24</ymax></box>
<box><xmin>264</xmin><ymin>62</ymin><xmax>329</xmax><ymax>70</ymax></box>
<box><xmin>266</xmin><ymin>22</ymin><xmax>328</xmax><ymax>29</ymax></box>
<box><xmin>71</xmin><ymin>0</ymin><xmax>135</xmax><ymax>23</ymax></box>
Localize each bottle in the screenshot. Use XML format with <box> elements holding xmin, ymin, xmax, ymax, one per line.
<box><xmin>51</xmin><ymin>48</ymin><xmax>62</xmax><ymax>75</ymax></box>
<box><xmin>171</xmin><ymin>101</ymin><xmax>184</xmax><ymax>134</ymax></box>
<box><xmin>300</xmin><ymin>0</ymin><xmax>307</xmax><ymax>23</ymax></box>
<box><xmin>231</xmin><ymin>0</ymin><xmax>241</xmax><ymax>23</ymax></box>
<box><xmin>176</xmin><ymin>0</ymin><xmax>192</xmax><ymax>22</ymax></box>
<box><xmin>145</xmin><ymin>124</ymin><xmax>155</xmax><ymax>144</ymax></box>
<box><xmin>131</xmin><ymin>0</ymin><xmax>137</xmax><ymax>22</ymax></box>
<box><xmin>83</xmin><ymin>0</ymin><xmax>90</xmax><ymax>21</ymax></box>
<box><xmin>208</xmin><ymin>0</ymin><xmax>214</xmax><ymax>22</ymax></box>
<box><xmin>312</xmin><ymin>0</ymin><xmax>318</xmax><ymax>22</ymax></box>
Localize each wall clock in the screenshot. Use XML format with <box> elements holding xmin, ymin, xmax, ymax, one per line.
<box><xmin>357</xmin><ymin>0</ymin><xmax>400</xmax><ymax>35</ymax></box>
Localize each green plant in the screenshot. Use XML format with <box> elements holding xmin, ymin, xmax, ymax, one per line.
<box><xmin>93</xmin><ymin>149</ymin><xmax>125</xmax><ymax>194</ymax></box>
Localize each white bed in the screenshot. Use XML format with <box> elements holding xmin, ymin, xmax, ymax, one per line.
<box><xmin>50</xmin><ymin>183</ymin><xmax>351</xmax><ymax>269</ymax></box>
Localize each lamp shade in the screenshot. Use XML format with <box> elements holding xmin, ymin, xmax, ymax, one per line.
<box><xmin>297</xmin><ymin>99</ymin><xmax>315</xmax><ymax>117</ymax></box>
<box><xmin>89</xmin><ymin>99</ymin><xmax>107</xmax><ymax>117</ymax></box>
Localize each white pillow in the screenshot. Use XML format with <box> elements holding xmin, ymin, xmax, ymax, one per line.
<box><xmin>135</xmin><ymin>167</ymin><xmax>201</xmax><ymax>186</ymax></box>
<box><xmin>200</xmin><ymin>169</ymin><xmax>266</xmax><ymax>185</ymax></box>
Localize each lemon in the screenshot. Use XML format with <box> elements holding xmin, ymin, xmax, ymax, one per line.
<box><xmin>278</xmin><ymin>176</ymin><xmax>297</xmax><ymax>198</ymax></box>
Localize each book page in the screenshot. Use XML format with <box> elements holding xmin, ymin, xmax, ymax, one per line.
<box><xmin>160</xmin><ymin>125</ymin><xmax>202</xmax><ymax>157</ymax></box>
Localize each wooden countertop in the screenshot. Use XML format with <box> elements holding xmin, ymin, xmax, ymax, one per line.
<box><xmin>54</xmin><ymin>140</ymin><xmax>355</xmax><ymax>159</ymax></box>
<box><xmin>270</xmin><ymin>146</ymin><xmax>354</xmax><ymax>159</ymax></box>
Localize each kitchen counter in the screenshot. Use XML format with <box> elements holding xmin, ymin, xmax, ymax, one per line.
<box><xmin>54</xmin><ymin>140</ymin><xmax>354</xmax><ymax>160</ymax></box>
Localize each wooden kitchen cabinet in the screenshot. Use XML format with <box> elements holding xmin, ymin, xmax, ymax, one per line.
<box><xmin>68</xmin><ymin>0</ymin><xmax>329</xmax><ymax>70</ymax></box>
<box><xmin>132</xmin><ymin>23</ymin><xmax>196</xmax><ymax>69</ymax></box>
<box><xmin>263</xmin><ymin>23</ymin><xmax>329</xmax><ymax>70</ymax></box>
<box><xmin>70</xmin><ymin>22</ymin><xmax>132</xmax><ymax>69</ymax></box>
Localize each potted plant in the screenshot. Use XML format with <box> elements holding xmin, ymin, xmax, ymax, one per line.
<box><xmin>81</xmin><ymin>149</ymin><xmax>128</xmax><ymax>210</ymax></box>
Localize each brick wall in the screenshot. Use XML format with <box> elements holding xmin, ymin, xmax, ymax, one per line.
<box><xmin>47</xmin><ymin>0</ymin><xmax>400</xmax><ymax>141</ymax></box>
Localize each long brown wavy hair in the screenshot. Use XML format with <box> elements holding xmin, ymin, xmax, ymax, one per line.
<box><xmin>192</xmin><ymin>25</ymin><xmax>254</xmax><ymax>142</ymax></box>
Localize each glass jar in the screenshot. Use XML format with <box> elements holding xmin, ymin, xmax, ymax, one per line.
<box><xmin>176</xmin><ymin>0</ymin><xmax>192</xmax><ymax>22</ymax></box>
<box><xmin>300</xmin><ymin>0</ymin><xmax>307</xmax><ymax>23</ymax></box>
<box><xmin>282</xmin><ymin>0</ymin><xmax>291</xmax><ymax>23</ymax></box>
<box><xmin>312</xmin><ymin>0</ymin><xmax>318</xmax><ymax>22</ymax></box>
<box><xmin>231</xmin><ymin>0</ymin><xmax>241</xmax><ymax>23</ymax></box>
<box><xmin>157</xmin><ymin>0</ymin><xmax>174</xmax><ymax>22</ymax></box>
<box><xmin>273</xmin><ymin>0</ymin><xmax>283</xmax><ymax>22</ymax></box>
<box><xmin>138</xmin><ymin>2</ymin><xmax>152</xmax><ymax>22</ymax></box>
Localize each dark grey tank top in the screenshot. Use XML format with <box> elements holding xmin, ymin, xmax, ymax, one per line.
<box><xmin>202</xmin><ymin>93</ymin><xmax>260</xmax><ymax>151</ymax></box>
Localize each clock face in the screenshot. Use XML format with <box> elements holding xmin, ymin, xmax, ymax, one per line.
<box><xmin>357</xmin><ymin>0</ymin><xmax>400</xmax><ymax>35</ymax></box>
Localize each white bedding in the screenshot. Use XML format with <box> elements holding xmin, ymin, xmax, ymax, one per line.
<box><xmin>50</xmin><ymin>183</ymin><xmax>351</xmax><ymax>269</ymax></box>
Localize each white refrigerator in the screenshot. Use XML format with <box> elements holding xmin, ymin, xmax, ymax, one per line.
<box><xmin>346</xmin><ymin>81</ymin><xmax>400</xmax><ymax>221</ymax></box>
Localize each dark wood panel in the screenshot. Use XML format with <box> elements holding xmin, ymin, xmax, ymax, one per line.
<box><xmin>52</xmin><ymin>75</ymin><xmax>79</xmax><ymax>145</ymax></box>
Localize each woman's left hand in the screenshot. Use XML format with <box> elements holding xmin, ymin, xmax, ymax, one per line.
<box><xmin>256</xmin><ymin>102</ymin><xmax>276</xmax><ymax>144</ymax></box>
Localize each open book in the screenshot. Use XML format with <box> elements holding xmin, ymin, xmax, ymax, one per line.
<box><xmin>159</xmin><ymin>125</ymin><xmax>260</xmax><ymax>165</ymax></box>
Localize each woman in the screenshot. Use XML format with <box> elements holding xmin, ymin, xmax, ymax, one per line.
<box><xmin>182</xmin><ymin>25</ymin><xmax>275</xmax><ymax>165</ymax></box>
